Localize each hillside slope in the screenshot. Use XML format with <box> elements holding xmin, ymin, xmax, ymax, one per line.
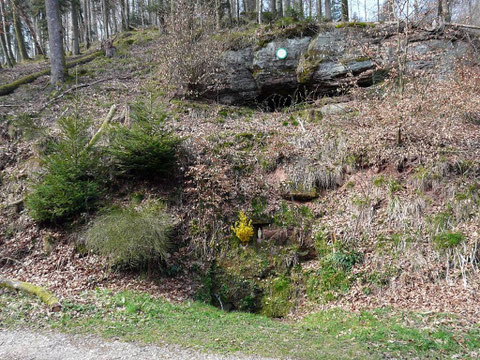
<box><xmin>1</xmin><ymin>24</ymin><xmax>480</xmax><ymax>326</ymax></box>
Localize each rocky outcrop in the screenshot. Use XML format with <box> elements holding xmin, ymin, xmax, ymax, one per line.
<box><xmin>253</xmin><ymin>37</ymin><xmax>311</xmax><ymax>96</ymax></box>
<box><xmin>213</xmin><ymin>24</ymin><xmax>474</xmax><ymax>106</ymax></box>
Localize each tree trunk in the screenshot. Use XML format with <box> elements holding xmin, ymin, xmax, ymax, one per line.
<box><xmin>0</xmin><ymin>2</ymin><xmax>13</xmax><ymax>67</ymax></box>
<box><xmin>439</xmin><ymin>0</ymin><xmax>450</xmax><ymax>22</ymax></box>
<box><xmin>215</xmin><ymin>0</ymin><xmax>221</xmax><ymax>29</ymax></box>
<box><xmin>0</xmin><ymin>0</ymin><xmax>14</xmax><ymax>65</ymax></box>
<box><xmin>102</xmin><ymin>0</ymin><xmax>109</xmax><ymax>39</ymax></box>
<box><xmin>270</xmin><ymin>0</ymin><xmax>276</xmax><ymax>14</ymax></box>
<box><xmin>257</xmin><ymin>0</ymin><xmax>262</xmax><ymax>23</ymax></box>
<box><xmin>11</xmin><ymin>0</ymin><xmax>29</xmax><ymax>61</ymax></box>
<box><xmin>45</xmin><ymin>0</ymin><xmax>66</xmax><ymax>86</ymax></box>
<box><xmin>112</xmin><ymin>5</ymin><xmax>118</xmax><ymax>34</ymax></box>
<box><xmin>388</xmin><ymin>0</ymin><xmax>394</xmax><ymax>21</ymax></box>
<box><xmin>316</xmin><ymin>0</ymin><xmax>321</xmax><ymax>18</ymax></box>
<box><xmin>226</xmin><ymin>0</ymin><xmax>233</xmax><ymax>26</ymax></box>
<box><xmin>16</xmin><ymin>3</ymin><xmax>45</xmax><ymax>56</ymax></box>
<box><xmin>126</xmin><ymin>0</ymin><xmax>130</xmax><ymax>30</ymax></box>
<box><xmin>0</xmin><ymin>31</ymin><xmax>12</xmax><ymax>66</ymax></box>
<box><xmin>245</xmin><ymin>0</ymin><xmax>255</xmax><ymax>13</ymax></box>
<box><xmin>324</xmin><ymin>0</ymin><xmax>331</xmax><ymax>19</ymax></box>
<box><xmin>71</xmin><ymin>0</ymin><xmax>80</xmax><ymax>55</ymax></box>
<box><xmin>83</xmin><ymin>0</ymin><xmax>91</xmax><ymax>48</ymax></box>
<box><xmin>120</xmin><ymin>0</ymin><xmax>129</xmax><ymax>31</ymax></box>
<box><xmin>341</xmin><ymin>0</ymin><xmax>348</xmax><ymax>20</ymax></box>
<box><xmin>277</xmin><ymin>0</ymin><xmax>283</xmax><ymax>17</ymax></box>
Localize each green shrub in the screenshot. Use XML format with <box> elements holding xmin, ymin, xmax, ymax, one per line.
<box><xmin>261</xmin><ymin>276</ymin><xmax>294</xmax><ymax>318</ymax></box>
<box><xmin>108</xmin><ymin>101</ymin><xmax>181</xmax><ymax>178</ymax></box>
<box><xmin>429</xmin><ymin>210</ymin><xmax>455</xmax><ymax>234</ymax></box>
<box><xmin>327</xmin><ymin>249</ymin><xmax>362</xmax><ymax>272</ymax></box>
<box><xmin>434</xmin><ymin>231</ymin><xmax>465</xmax><ymax>250</ymax></box>
<box><xmin>308</xmin><ymin>243</ymin><xmax>362</xmax><ymax>302</ymax></box>
<box><xmin>85</xmin><ymin>205</ymin><xmax>174</xmax><ymax>270</ymax></box>
<box><xmin>318</xmin><ymin>260</ymin><xmax>350</xmax><ymax>293</ymax></box>
<box><xmin>314</xmin><ymin>231</ymin><xmax>330</xmax><ymax>258</ymax></box>
<box><xmin>196</xmin><ymin>264</ymin><xmax>263</xmax><ymax>313</ymax></box>
<box><xmin>25</xmin><ymin>115</ymin><xmax>102</xmax><ymax>223</ymax></box>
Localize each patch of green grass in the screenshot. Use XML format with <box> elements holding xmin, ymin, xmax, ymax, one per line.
<box><xmin>1</xmin><ymin>290</ymin><xmax>480</xmax><ymax>359</ymax></box>
<box><xmin>433</xmin><ymin>231</ymin><xmax>465</xmax><ymax>250</ymax></box>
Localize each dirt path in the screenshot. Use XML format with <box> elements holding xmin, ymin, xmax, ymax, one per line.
<box><xmin>0</xmin><ymin>329</ymin><xmax>278</xmax><ymax>360</ymax></box>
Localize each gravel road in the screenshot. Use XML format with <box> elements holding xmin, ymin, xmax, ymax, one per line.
<box><xmin>0</xmin><ymin>329</ymin><xmax>278</xmax><ymax>360</ymax></box>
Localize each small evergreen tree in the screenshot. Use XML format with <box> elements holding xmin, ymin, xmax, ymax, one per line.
<box><xmin>108</xmin><ymin>100</ymin><xmax>181</xmax><ymax>179</ymax></box>
<box><xmin>26</xmin><ymin>114</ymin><xmax>102</xmax><ymax>223</ymax></box>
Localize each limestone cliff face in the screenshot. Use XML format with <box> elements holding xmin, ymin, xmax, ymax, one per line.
<box><xmin>212</xmin><ymin>24</ymin><xmax>473</xmax><ymax>106</ymax></box>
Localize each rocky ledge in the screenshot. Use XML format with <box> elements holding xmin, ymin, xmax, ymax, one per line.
<box><xmin>211</xmin><ymin>23</ymin><xmax>473</xmax><ymax>107</ymax></box>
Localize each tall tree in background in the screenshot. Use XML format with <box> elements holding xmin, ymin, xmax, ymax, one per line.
<box><xmin>0</xmin><ymin>0</ymin><xmax>13</xmax><ymax>66</ymax></box>
<box><xmin>1</xmin><ymin>0</ymin><xmax>15</xmax><ymax>64</ymax></box>
<box><xmin>270</xmin><ymin>0</ymin><xmax>277</xmax><ymax>15</ymax></box>
<box><xmin>438</xmin><ymin>0</ymin><xmax>451</xmax><ymax>21</ymax></box>
<box><xmin>325</xmin><ymin>0</ymin><xmax>332</xmax><ymax>19</ymax></box>
<box><xmin>120</xmin><ymin>0</ymin><xmax>130</xmax><ymax>31</ymax></box>
<box><xmin>277</xmin><ymin>0</ymin><xmax>283</xmax><ymax>16</ymax></box>
<box><xmin>83</xmin><ymin>0</ymin><xmax>91</xmax><ymax>48</ymax></box>
<box><xmin>45</xmin><ymin>0</ymin><xmax>65</xmax><ymax>85</ymax></box>
<box><xmin>316</xmin><ymin>0</ymin><xmax>322</xmax><ymax>18</ymax></box>
<box><xmin>341</xmin><ymin>0</ymin><xmax>349</xmax><ymax>19</ymax></box>
<box><xmin>71</xmin><ymin>0</ymin><xmax>80</xmax><ymax>55</ymax></box>
<box><xmin>102</xmin><ymin>0</ymin><xmax>109</xmax><ymax>39</ymax></box>
<box><xmin>11</xmin><ymin>0</ymin><xmax>30</xmax><ymax>61</ymax></box>
<box><xmin>257</xmin><ymin>0</ymin><xmax>262</xmax><ymax>23</ymax></box>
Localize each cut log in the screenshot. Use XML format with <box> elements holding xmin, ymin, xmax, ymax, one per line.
<box><xmin>282</xmin><ymin>190</ymin><xmax>318</xmax><ymax>202</ymax></box>
<box><xmin>0</xmin><ymin>51</ymin><xmax>103</xmax><ymax>97</ymax></box>
<box><xmin>0</xmin><ymin>278</ymin><xmax>61</xmax><ymax>312</ymax></box>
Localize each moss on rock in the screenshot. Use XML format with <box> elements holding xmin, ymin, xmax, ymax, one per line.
<box><xmin>297</xmin><ymin>48</ymin><xmax>325</xmax><ymax>84</ymax></box>
<box><xmin>334</xmin><ymin>22</ymin><xmax>376</xmax><ymax>29</ymax></box>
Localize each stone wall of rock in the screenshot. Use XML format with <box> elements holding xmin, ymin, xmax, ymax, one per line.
<box><xmin>211</xmin><ymin>24</ymin><xmax>473</xmax><ymax>106</ymax></box>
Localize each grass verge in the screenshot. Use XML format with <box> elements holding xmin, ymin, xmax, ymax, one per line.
<box><xmin>1</xmin><ymin>289</ymin><xmax>479</xmax><ymax>359</ymax></box>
